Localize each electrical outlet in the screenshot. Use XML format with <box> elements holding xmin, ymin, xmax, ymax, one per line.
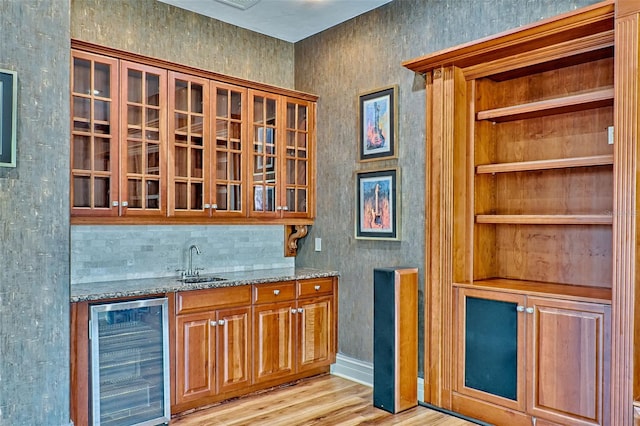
<box><xmin>315</xmin><ymin>238</ymin><xmax>322</xmax><ymax>252</ymax></box>
<box><xmin>608</xmin><ymin>126</ymin><xmax>614</xmax><ymax>145</ymax></box>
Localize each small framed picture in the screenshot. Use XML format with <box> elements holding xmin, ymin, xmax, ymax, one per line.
<box><xmin>355</xmin><ymin>168</ymin><xmax>400</xmax><ymax>240</ymax></box>
<box><xmin>0</xmin><ymin>69</ymin><xmax>17</xmax><ymax>168</ymax></box>
<box><xmin>358</xmin><ymin>85</ymin><xmax>397</xmax><ymax>162</ymax></box>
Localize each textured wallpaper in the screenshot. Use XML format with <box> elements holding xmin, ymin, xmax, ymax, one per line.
<box><xmin>71</xmin><ymin>0</ymin><xmax>294</xmax><ymax>88</ymax></box>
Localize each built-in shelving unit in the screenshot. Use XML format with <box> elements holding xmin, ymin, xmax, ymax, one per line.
<box><xmin>402</xmin><ymin>1</ymin><xmax>629</xmax><ymax>425</ymax></box>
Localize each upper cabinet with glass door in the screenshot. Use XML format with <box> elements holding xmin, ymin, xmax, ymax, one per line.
<box><xmin>248</xmin><ymin>90</ymin><xmax>315</xmax><ymax>220</ymax></box>
<box><xmin>70</xmin><ymin>51</ymin><xmax>119</xmax><ymax>217</ymax></box>
<box><xmin>211</xmin><ymin>82</ymin><xmax>247</xmax><ymax>218</ymax></box>
<box><xmin>168</xmin><ymin>72</ymin><xmax>210</xmax><ymax>217</ymax></box>
<box><xmin>70</xmin><ymin>43</ymin><xmax>316</xmax><ymax>224</ymax></box>
<box><xmin>283</xmin><ymin>98</ymin><xmax>314</xmax><ymax>219</ymax></box>
<box><xmin>120</xmin><ymin>61</ymin><xmax>167</xmax><ymax>217</ymax></box>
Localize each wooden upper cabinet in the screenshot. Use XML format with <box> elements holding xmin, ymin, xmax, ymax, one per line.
<box><xmin>168</xmin><ymin>71</ymin><xmax>210</xmax><ymax>217</ymax></box>
<box><xmin>120</xmin><ymin>61</ymin><xmax>168</xmax><ymax>217</ymax></box>
<box><xmin>248</xmin><ymin>90</ymin><xmax>281</xmax><ymax>218</ymax></box>
<box><xmin>210</xmin><ymin>82</ymin><xmax>247</xmax><ymax>218</ymax></box>
<box><xmin>247</xmin><ymin>90</ymin><xmax>315</xmax><ymax>219</ymax></box>
<box><xmin>70</xmin><ymin>50</ymin><xmax>120</xmax><ymax>217</ymax></box>
<box><xmin>283</xmin><ymin>98</ymin><xmax>315</xmax><ymax>219</ymax></box>
<box><xmin>70</xmin><ymin>42</ymin><xmax>317</xmax><ymax>224</ymax></box>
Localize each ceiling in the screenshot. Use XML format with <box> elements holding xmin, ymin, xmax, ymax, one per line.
<box><xmin>158</xmin><ymin>0</ymin><xmax>393</xmax><ymax>43</ymax></box>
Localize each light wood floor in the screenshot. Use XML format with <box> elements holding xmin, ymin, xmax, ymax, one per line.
<box><xmin>171</xmin><ymin>374</ymin><xmax>478</xmax><ymax>425</ymax></box>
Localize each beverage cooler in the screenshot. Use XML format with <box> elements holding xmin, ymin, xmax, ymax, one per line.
<box><xmin>89</xmin><ymin>298</ymin><xmax>170</xmax><ymax>426</ymax></box>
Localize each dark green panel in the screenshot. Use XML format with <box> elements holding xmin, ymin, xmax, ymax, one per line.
<box><xmin>464</xmin><ymin>296</ymin><xmax>518</xmax><ymax>400</ymax></box>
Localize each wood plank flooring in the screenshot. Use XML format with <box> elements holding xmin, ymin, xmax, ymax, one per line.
<box><xmin>171</xmin><ymin>374</ymin><xmax>478</xmax><ymax>425</ymax></box>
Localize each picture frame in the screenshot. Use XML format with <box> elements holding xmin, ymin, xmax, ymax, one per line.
<box><xmin>355</xmin><ymin>168</ymin><xmax>400</xmax><ymax>240</ymax></box>
<box><xmin>358</xmin><ymin>85</ymin><xmax>397</xmax><ymax>162</ymax></box>
<box><xmin>0</xmin><ymin>69</ymin><xmax>17</xmax><ymax>168</ymax></box>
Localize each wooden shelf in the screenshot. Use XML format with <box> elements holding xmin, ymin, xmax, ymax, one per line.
<box><xmin>476</xmin><ymin>87</ymin><xmax>613</xmax><ymax>122</ymax></box>
<box><xmin>476</xmin><ymin>214</ymin><xmax>613</xmax><ymax>225</ymax></box>
<box><xmin>454</xmin><ymin>278</ymin><xmax>612</xmax><ymax>304</ymax></box>
<box><xmin>476</xmin><ymin>154</ymin><xmax>613</xmax><ymax>174</ymax></box>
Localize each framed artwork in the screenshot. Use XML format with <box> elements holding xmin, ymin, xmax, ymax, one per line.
<box><xmin>358</xmin><ymin>85</ymin><xmax>397</xmax><ymax>162</ymax></box>
<box><xmin>0</xmin><ymin>69</ymin><xmax>17</xmax><ymax>168</ymax></box>
<box><xmin>355</xmin><ymin>168</ymin><xmax>400</xmax><ymax>240</ymax></box>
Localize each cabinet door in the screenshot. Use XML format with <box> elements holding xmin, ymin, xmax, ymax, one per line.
<box><xmin>248</xmin><ymin>90</ymin><xmax>280</xmax><ymax>218</ymax></box>
<box><xmin>175</xmin><ymin>312</ymin><xmax>215</xmax><ymax>404</ymax></box>
<box><xmin>210</xmin><ymin>82</ymin><xmax>246</xmax><ymax>217</ymax></box>
<box><xmin>168</xmin><ymin>72</ymin><xmax>210</xmax><ymax>217</ymax></box>
<box><xmin>253</xmin><ymin>301</ymin><xmax>295</xmax><ymax>383</ymax></box>
<box><xmin>281</xmin><ymin>98</ymin><xmax>314</xmax><ymax>218</ymax></box>
<box><xmin>71</xmin><ymin>50</ymin><xmax>119</xmax><ymax>217</ymax></box>
<box><xmin>456</xmin><ymin>287</ymin><xmax>526</xmax><ymax>412</ymax></box>
<box><xmin>216</xmin><ymin>306</ymin><xmax>251</xmax><ymax>393</ymax></box>
<box><xmin>527</xmin><ymin>297</ymin><xmax>610</xmax><ymax>426</ymax></box>
<box><xmin>297</xmin><ymin>296</ymin><xmax>333</xmax><ymax>372</ymax></box>
<box><xmin>120</xmin><ymin>61</ymin><xmax>167</xmax><ymax>216</ymax></box>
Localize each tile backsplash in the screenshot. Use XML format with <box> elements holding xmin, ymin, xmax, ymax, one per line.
<box><xmin>71</xmin><ymin>225</ymin><xmax>294</xmax><ymax>284</ymax></box>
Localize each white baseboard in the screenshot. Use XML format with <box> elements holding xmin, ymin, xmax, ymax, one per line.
<box><xmin>330</xmin><ymin>353</ymin><xmax>424</xmax><ymax>402</ymax></box>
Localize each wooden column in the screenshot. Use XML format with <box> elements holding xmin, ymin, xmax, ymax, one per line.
<box><xmin>612</xmin><ymin>1</ymin><xmax>640</xmax><ymax>424</ymax></box>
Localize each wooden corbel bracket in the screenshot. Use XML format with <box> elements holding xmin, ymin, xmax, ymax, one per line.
<box><xmin>285</xmin><ymin>224</ymin><xmax>308</xmax><ymax>257</ymax></box>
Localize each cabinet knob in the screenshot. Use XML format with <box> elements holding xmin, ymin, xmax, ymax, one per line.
<box><xmin>210</xmin><ymin>320</ymin><xmax>217</xmax><ymax>327</ymax></box>
<box><xmin>273</xmin><ymin>289</ymin><xmax>280</xmax><ymax>295</ymax></box>
<box><xmin>204</xmin><ymin>204</ymin><xmax>211</xmax><ymax>209</ymax></box>
<box><xmin>112</xmin><ymin>201</ymin><xmax>119</xmax><ymax>207</ymax></box>
<box><xmin>291</xmin><ymin>308</ymin><xmax>297</xmax><ymax>314</ymax></box>
<box><xmin>282</xmin><ymin>206</ymin><xmax>289</xmax><ymax>211</ymax></box>
<box><xmin>516</xmin><ymin>305</ymin><xmax>525</xmax><ymax>312</ymax></box>
<box><xmin>276</xmin><ymin>206</ymin><xmax>282</xmax><ymax>211</ymax></box>
<box><xmin>218</xmin><ymin>319</ymin><xmax>225</xmax><ymax>326</ymax></box>
<box><xmin>297</xmin><ymin>308</ymin><xmax>304</xmax><ymax>314</ymax></box>
<box><xmin>525</xmin><ymin>307</ymin><xmax>534</xmax><ymax>314</ymax></box>
<box><xmin>122</xmin><ymin>201</ymin><xmax>128</xmax><ymax>207</ymax></box>
<box><xmin>314</xmin><ymin>285</ymin><xmax>321</xmax><ymax>291</ymax></box>
<box><xmin>212</xmin><ymin>204</ymin><xmax>218</xmax><ymax>209</ymax></box>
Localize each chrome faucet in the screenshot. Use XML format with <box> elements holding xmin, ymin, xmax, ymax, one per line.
<box><xmin>187</xmin><ymin>244</ymin><xmax>201</xmax><ymax>277</ymax></box>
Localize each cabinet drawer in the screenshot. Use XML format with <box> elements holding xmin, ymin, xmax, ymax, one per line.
<box><xmin>253</xmin><ymin>281</ymin><xmax>295</xmax><ymax>304</ymax></box>
<box><xmin>176</xmin><ymin>286</ymin><xmax>251</xmax><ymax>314</ymax></box>
<box><xmin>298</xmin><ymin>278</ymin><xmax>334</xmax><ymax>298</ymax></box>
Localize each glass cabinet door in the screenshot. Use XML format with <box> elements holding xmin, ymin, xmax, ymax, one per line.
<box><xmin>168</xmin><ymin>72</ymin><xmax>209</xmax><ymax>216</ymax></box>
<box><xmin>71</xmin><ymin>51</ymin><xmax>119</xmax><ymax>216</ymax></box>
<box><xmin>120</xmin><ymin>61</ymin><xmax>167</xmax><ymax>216</ymax></box>
<box><xmin>249</xmin><ymin>90</ymin><xmax>279</xmax><ymax>217</ymax></box>
<box><xmin>283</xmin><ymin>99</ymin><xmax>313</xmax><ymax>218</ymax></box>
<box><xmin>211</xmin><ymin>82</ymin><xmax>246</xmax><ymax>217</ymax></box>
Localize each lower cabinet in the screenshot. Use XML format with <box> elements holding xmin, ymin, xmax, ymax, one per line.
<box><xmin>454</xmin><ymin>287</ymin><xmax>610</xmax><ymax>426</ymax></box>
<box><xmin>173</xmin><ymin>276</ymin><xmax>337</xmax><ymax>415</ymax></box>
<box><xmin>252</xmin><ymin>278</ymin><xmax>336</xmax><ymax>383</ymax></box>
<box><xmin>175</xmin><ymin>286</ymin><xmax>252</xmax><ymax>405</ymax></box>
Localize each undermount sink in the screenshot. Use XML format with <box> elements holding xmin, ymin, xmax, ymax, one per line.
<box><xmin>178</xmin><ymin>275</ymin><xmax>226</xmax><ymax>284</ymax></box>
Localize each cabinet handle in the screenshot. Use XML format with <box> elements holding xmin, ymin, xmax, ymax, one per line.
<box><xmin>291</xmin><ymin>308</ymin><xmax>297</xmax><ymax>314</ymax></box>
<box><xmin>525</xmin><ymin>307</ymin><xmax>534</xmax><ymax>314</ymax></box>
<box><xmin>210</xmin><ymin>320</ymin><xmax>217</xmax><ymax>327</ymax></box>
<box><xmin>218</xmin><ymin>319</ymin><xmax>225</xmax><ymax>326</ymax></box>
<box><xmin>314</xmin><ymin>285</ymin><xmax>321</xmax><ymax>291</ymax></box>
<box><xmin>212</xmin><ymin>204</ymin><xmax>218</xmax><ymax>209</ymax></box>
<box><xmin>282</xmin><ymin>206</ymin><xmax>289</xmax><ymax>211</ymax></box>
<box><xmin>273</xmin><ymin>289</ymin><xmax>280</xmax><ymax>296</ymax></box>
<box><xmin>204</xmin><ymin>203</ymin><xmax>211</xmax><ymax>209</ymax></box>
<box><xmin>516</xmin><ymin>305</ymin><xmax>525</xmax><ymax>312</ymax></box>
<box><xmin>112</xmin><ymin>201</ymin><xmax>119</xmax><ymax>207</ymax></box>
<box><xmin>297</xmin><ymin>308</ymin><xmax>304</xmax><ymax>314</ymax></box>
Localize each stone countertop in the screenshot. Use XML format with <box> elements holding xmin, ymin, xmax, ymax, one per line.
<box><xmin>70</xmin><ymin>267</ymin><xmax>340</xmax><ymax>303</ymax></box>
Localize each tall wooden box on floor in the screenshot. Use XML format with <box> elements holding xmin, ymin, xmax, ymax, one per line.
<box><xmin>373</xmin><ymin>267</ymin><xmax>418</xmax><ymax>413</ymax></box>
